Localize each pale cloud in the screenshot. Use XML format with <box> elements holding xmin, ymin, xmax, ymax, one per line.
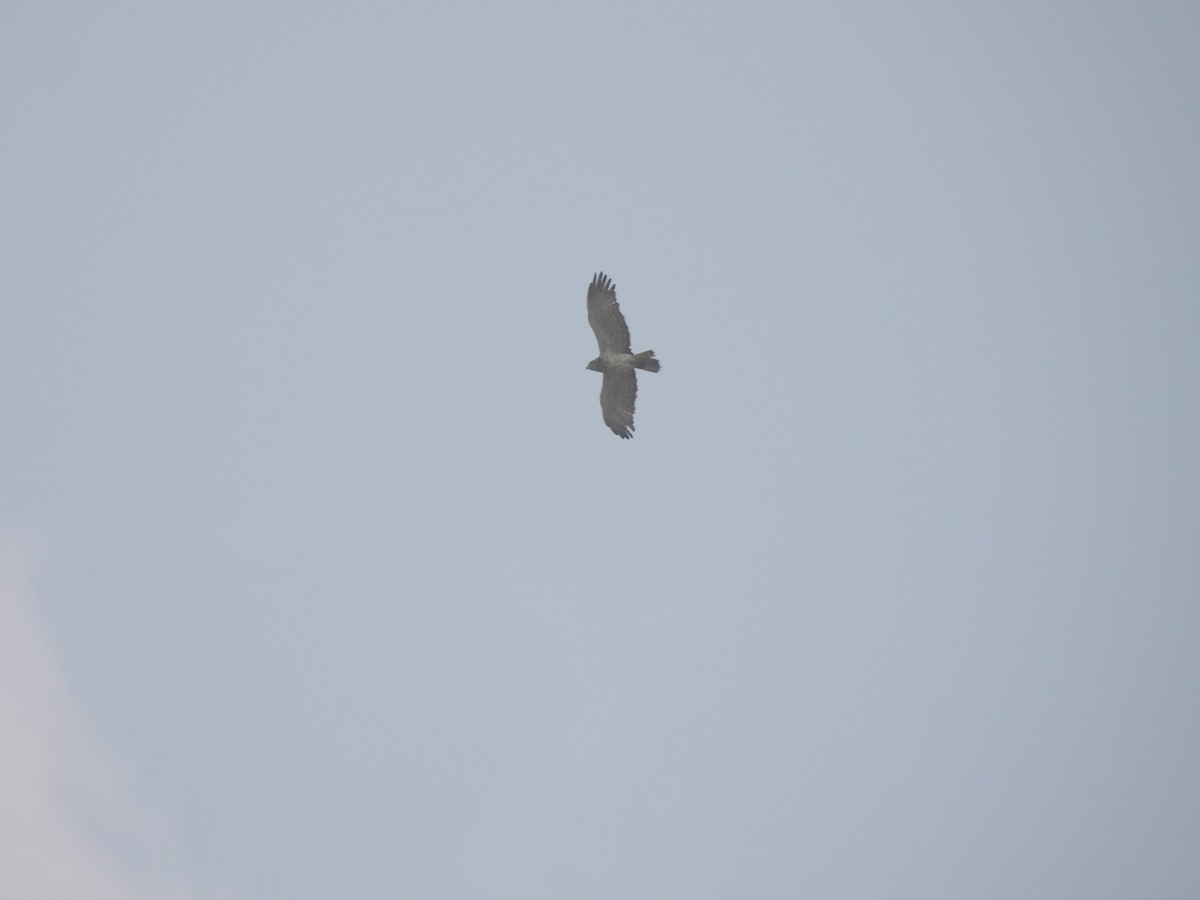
<box><xmin>0</xmin><ymin>534</ymin><xmax>208</xmax><ymax>900</ymax></box>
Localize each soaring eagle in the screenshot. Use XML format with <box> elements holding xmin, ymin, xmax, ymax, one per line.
<box><xmin>585</xmin><ymin>272</ymin><xmax>660</xmax><ymax>438</ymax></box>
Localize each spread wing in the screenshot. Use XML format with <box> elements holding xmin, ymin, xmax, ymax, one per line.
<box><xmin>600</xmin><ymin>367</ymin><xmax>638</xmax><ymax>439</ymax></box>
<box><xmin>587</xmin><ymin>272</ymin><xmax>632</xmax><ymax>354</ymax></box>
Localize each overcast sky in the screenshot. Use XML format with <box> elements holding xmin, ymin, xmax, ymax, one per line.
<box><xmin>4</xmin><ymin>2</ymin><xmax>1199</xmax><ymax>898</ymax></box>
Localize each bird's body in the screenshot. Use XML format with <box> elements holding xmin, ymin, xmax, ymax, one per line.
<box><xmin>585</xmin><ymin>272</ymin><xmax>660</xmax><ymax>438</ymax></box>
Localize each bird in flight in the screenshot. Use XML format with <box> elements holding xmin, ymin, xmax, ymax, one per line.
<box><xmin>585</xmin><ymin>272</ymin><xmax>660</xmax><ymax>438</ymax></box>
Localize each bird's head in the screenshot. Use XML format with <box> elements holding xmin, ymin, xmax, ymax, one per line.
<box><xmin>585</xmin><ymin>358</ymin><xmax>605</xmax><ymax>372</ymax></box>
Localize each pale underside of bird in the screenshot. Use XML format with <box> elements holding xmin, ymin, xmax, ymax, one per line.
<box><xmin>585</xmin><ymin>272</ymin><xmax>660</xmax><ymax>438</ymax></box>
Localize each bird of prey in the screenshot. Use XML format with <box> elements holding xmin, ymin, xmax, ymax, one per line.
<box><xmin>585</xmin><ymin>272</ymin><xmax>660</xmax><ymax>438</ymax></box>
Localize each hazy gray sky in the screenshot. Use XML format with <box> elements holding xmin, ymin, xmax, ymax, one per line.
<box><xmin>4</xmin><ymin>2</ymin><xmax>1199</xmax><ymax>898</ymax></box>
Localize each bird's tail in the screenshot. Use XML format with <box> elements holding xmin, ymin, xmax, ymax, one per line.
<box><xmin>634</xmin><ymin>350</ymin><xmax>661</xmax><ymax>373</ymax></box>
